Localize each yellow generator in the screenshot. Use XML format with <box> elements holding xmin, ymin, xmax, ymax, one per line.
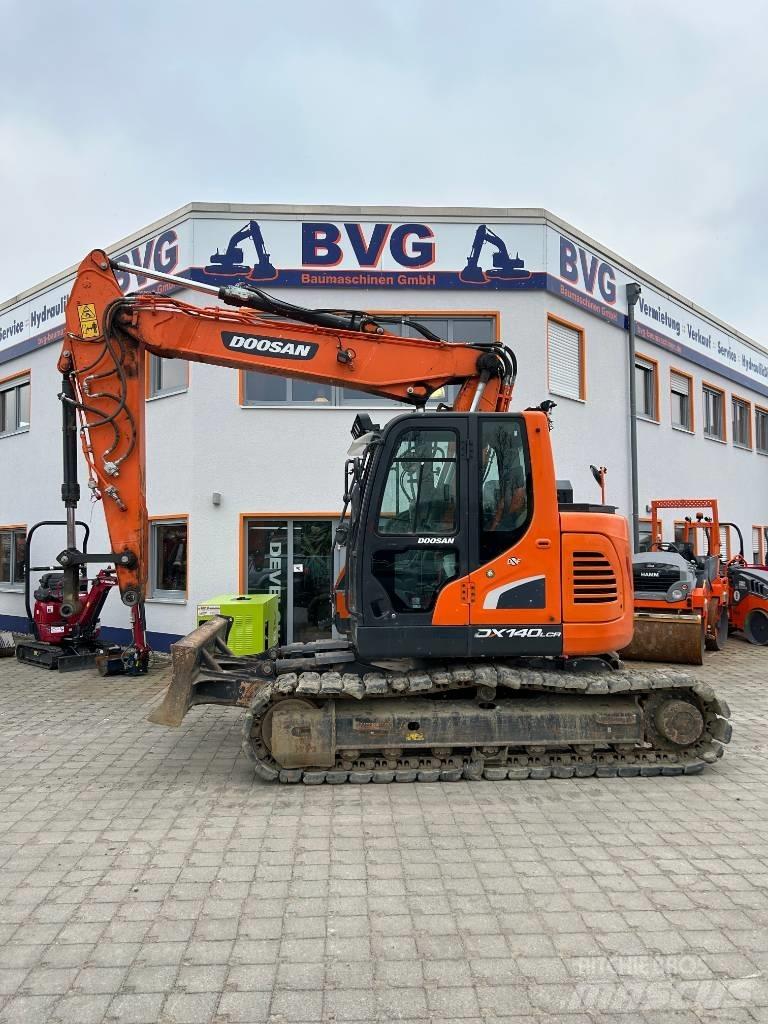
<box><xmin>197</xmin><ymin>594</ymin><xmax>278</xmax><ymax>655</ymax></box>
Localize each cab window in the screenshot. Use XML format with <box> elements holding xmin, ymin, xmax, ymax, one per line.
<box><xmin>479</xmin><ymin>418</ymin><xmax>532</xmax><ymax>562</ymax></box>
<box><xmin>377</xmin><ymin>429</ymin><xmax>458</xmax><ymax>535</ymax></box>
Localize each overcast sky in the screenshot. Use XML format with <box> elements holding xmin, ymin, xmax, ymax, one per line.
<box><xmin>2</xmin><ymin>0</ymin><xmax>767</xmax><ymax>340</ymax></box>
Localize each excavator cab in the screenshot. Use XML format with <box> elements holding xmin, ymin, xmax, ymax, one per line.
<box><xmin>341</xmin><ymin>410</ymin><xmax>566</xmax><ymax>660</ymax></box>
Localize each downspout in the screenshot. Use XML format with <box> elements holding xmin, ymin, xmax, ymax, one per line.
<box><xmin>626</xmin><ymin>282</ymin><xmax>642</xmax><ymax>552</ymax></box>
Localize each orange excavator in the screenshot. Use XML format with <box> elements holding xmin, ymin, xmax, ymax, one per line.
<box><xmin>53</xmin><ymin>249</ymin><xmax>731</xmax><ymax>782</ymax></box>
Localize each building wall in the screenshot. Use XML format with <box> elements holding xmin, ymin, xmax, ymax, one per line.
<box><xmin>2</xmin><ymin>209</ymin><xmax>768</xmax><ymax>647</ymax></box>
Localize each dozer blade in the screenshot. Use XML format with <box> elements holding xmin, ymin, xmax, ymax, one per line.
<box><xmin>620</xmin><ymin>612</ymin><xmax>704</xmax><ymax>665</ymax></box>
<box><xmin>148</xmin><ymin>615</ymin><xmax>233</xmax><ymax>727</ymax></box>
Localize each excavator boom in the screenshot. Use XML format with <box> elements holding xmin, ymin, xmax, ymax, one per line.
<box><xmin>61</xmin><ymin>250</ymin><xmax>514</xmax><ymax>606</ymax></box>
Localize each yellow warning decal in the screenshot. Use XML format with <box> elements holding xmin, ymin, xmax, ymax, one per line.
<box><xmin>77</xmin><ymin>303</ymin><xmax>99</xmax><ymax>339</ymax></box>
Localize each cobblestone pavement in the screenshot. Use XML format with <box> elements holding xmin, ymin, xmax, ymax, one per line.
<box><xmin>0</xmin><ymin>641</ymin><xmax>767</xmax><ymax>1024</ymax></box>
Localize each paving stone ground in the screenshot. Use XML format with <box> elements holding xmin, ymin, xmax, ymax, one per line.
<box><xmin>0</xmin><ymin>641</ymin><xmax>767</xmax><ymax>1023</ymax></box>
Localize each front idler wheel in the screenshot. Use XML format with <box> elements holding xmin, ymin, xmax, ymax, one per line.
<box><xmin>646</xmin><ymin>694</ymin><xmax>705</xmax><ymax>750</ymax></box>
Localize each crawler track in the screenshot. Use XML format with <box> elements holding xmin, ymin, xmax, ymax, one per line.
<box><xmin>241</xmin><ymin>662</ymin><xmax>732</xmax><ymax>784</ymax></box>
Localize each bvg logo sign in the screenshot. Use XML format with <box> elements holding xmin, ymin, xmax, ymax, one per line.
<box><xmin>188</xmin><ymin>219</ymin><xmax>532</xmax><ymax>291</ymax></box>
<box><xmin>113</xmin><ymin>229</ymin><xmax>180</xmax><ymax>290</ymax></box>
<box><xmin>559</xmin><ymin>236</ymin><xmax>616</xmax><ymax>305</ymax></box>
<box><xmin>301</xmin><ymin>223</ymin><xmax>435</xmax><ymax>268</ymax></box>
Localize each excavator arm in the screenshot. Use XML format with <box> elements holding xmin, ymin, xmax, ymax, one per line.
<box><xmin>59</xmin><ymin>249</ymin><xmax>515</xmax><ymax>610</ymax></box>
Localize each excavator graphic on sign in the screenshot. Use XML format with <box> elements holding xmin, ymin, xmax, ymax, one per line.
<box><xmin>460</xmin><ymin>225</ymin><xmax>530</xmax><ymax>284</ymax></box>
<box><xmin>205</xmin><ymin>220</ymin><xmax>278</xmax><ymax>281</ymax></box>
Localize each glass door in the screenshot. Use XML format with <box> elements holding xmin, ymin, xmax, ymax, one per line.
<box><xmin>292</xmin><ymin>520</ymin><xmax>334</xmax><ymax>644</ymax></box>
<box><xmin>246</xmin><ymin>521</ymin><xmax>289</xmax><ymax>641</ymax></box>
<box><xmin>245</xmin><ymin>518</ymin><xmax>336</xmax><ymax>644</ymax></box>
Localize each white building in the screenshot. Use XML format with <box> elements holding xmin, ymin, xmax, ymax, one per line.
<box><xmin>1</xmin><ymin>204</ymin><xmax>767</xmax><ymax>650</ymax></box>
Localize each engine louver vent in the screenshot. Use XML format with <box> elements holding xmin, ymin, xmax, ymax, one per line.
<box><xmin>743</xmin><ymin>575</ymin><xmax>768</xmax><ymax>599</ymax></box>
<box><xmin>572</xmin><ymin>550</ymin><xmax>618</xmax><ymax>604</ymax></box>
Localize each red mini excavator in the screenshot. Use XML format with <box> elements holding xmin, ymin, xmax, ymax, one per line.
<box><xmin>14</xmin><ymin>518</ymin><xmax>120</xmax><ymax>672</ymax></box>
<box><xmin>49</xmin><ymin>249</ymin><xmax>732</xmax><ymax>782</ymax></box>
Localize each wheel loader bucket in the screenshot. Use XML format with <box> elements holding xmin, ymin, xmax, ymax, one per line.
<box><xmin>620</xmin><ymin>612</ymin><xmax>704</xmax><ymax>665</ymax></box>
<box><xmin>148</xmin><ymin>616</ymin><xmax>233</xmax><ymax>727</ymax></box>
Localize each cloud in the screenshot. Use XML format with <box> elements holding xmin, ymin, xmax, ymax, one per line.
<box><xmin>1</xmin><ymin>0</ymin><xmax>767</xmax><ymax>343</ymax></box>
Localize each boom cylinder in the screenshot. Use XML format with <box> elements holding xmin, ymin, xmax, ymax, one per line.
<box><xmin>60</xmin><ymin>374</ymin><xmax>82</xmax><ymax>615</ymax></box>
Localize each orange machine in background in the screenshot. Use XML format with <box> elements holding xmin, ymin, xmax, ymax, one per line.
<box><xmin>719</xmin><ymin>528</ymin><xmax>768</xmax><ymax>647</ymax></box>
<box><xmin>623</xmin><ymin>497</ymin><xmax>768</xmax><ymax>662</ymax></box>
<box><xmin>622</xmin><ymin>499</ymin><xmax>730</xmax><ymax>665</ymax></box>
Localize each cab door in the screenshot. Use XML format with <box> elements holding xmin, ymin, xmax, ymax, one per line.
<box><xmin>353</xmin><ymin>414</ymin><xmax>471</xmax><ymax>659</ymax></box>
<box><xmin>466</xmin><ymin>413</ymin><xmax>563</xmax><ymax>656</ymax></box>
